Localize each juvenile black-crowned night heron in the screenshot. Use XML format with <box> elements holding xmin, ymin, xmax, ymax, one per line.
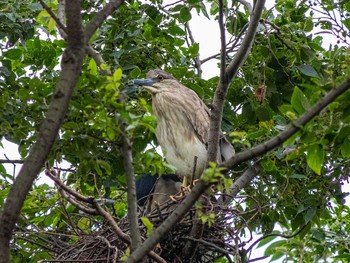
<box><xmin>136</xmin><ymin>174</ymin><xmax>182</xmax><ymax>214</ymax></box>
<box><xmin>133</xmin><ymin>69</ymin><xmax>235</xmax><ymax>187</ymax></box>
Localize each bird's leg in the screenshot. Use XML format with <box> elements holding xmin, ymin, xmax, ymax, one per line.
<box><xmin>169</xmin><ymin>177</ymin><xmax>189</xmax><ymax>201</ymax></box>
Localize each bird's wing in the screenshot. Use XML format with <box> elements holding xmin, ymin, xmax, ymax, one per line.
<box><xmin>219</xmin><ymin>135</ymin><xmax>235</xmax><ymax>161</ymax></box>
<box><xmin>179</xmin><ymin>86</ymin><xmax>210</xmax><ymax>144</ymax></box>
<box><xmin>182</xmin><ymin>87</ymin><xmax>235</xmax><ymax>162</ymax></box>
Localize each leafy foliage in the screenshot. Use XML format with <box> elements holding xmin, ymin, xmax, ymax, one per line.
<box><xmin>0</xmin><ymin>0</ymin><xmax>350</xmax><ymax>262</ymax></box>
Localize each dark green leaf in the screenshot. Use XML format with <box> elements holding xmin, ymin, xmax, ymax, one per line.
<box><xmin>341</xmin><ymin>136</ymin><xmax>350</xmax><ymax>158</ymax></box>
<box><xmin>291</xmin><ymin>86</ymin><xmax>310</xmax><ymax>115</ymax></box>
<box><xmin>4</xmin><ymin>49</ymin><xmax>22</xmax><ymax>60</ymax></box>
<box><xmin>298</xmin><ymin>64</ymin><xmax>319</xmax><ymax>78</ymax></box>
<box><xmin>179</xmin><ymin>7</ymin><xmax>192</xmax><ymax>23</ymax></box>
<box><xmin>306</xmin><ymin>144</ymin><xmax>324</xmax><ymax>175</ymax></box>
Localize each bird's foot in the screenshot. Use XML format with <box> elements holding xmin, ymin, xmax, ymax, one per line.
<box><xmin>190</xmin><ymin>179</ymin><xmax>199</xmax><ymax>187</ymax></box>
<box><xmin>169</xmin><ymin>186</ymin><xmax>190</xmax><ymax>201</ymax></box>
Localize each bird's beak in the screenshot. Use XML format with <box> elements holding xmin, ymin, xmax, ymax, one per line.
<box><xmin>131</xmin><ymin>79</ymin><xmax>156</xmax><ymax>86</ymax></box>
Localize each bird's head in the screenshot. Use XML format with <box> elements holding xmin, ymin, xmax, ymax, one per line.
<box><xmin>131</xmin><ymin>69</ymin><xmax>177</xmax><ymax>94</ymax></box>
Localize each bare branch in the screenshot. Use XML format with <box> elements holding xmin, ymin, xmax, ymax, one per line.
<box><xmin>85</xmin><ymin>0</ymin><xmax>125</xmax><ymax>41</ymax></box>
<box><xmin>218</xmin><ymin>0</ymin><xmax>227</xmax><ymax>83</ymax></box>
<box><xmin>94</xmin><ymin>201</ymin><xmax>131</xmax><ymax>244</ymax></box>
<box><xmin>93</xmin><ymin>201</ymin><xmax>166</xmax><ymax>263</ymax></box>
<box><xmin>182</xmin><ymin>236</ymin><xmax>235</xmax><ymax>262</ymax></box>
<box><xmin>39</xmin><ymin>0</ymin><xmax>67</xmax><ymax>34</ymax></box>
<box><xmin>185</xmin><ymin>23</ymin><xmax>202</xmax><ymax>77</ymax></box>
<box><xmin>219</xmin><ymin>163</ymin><xmax>261</xmax><ymax>204</ymax></box>
<box><xmin>0</xmin><ymin>159</ymin><xmax>24</xmax><ymax>164</ymax></box>
<box><xmin>207</xmin><ymin>0</ymin><xmax>266</xmax><ymax>162</ymax></box>
<box><xmin>45</xmin><ymin>168</ymin><xmax>94</xmax><ymax>204</ymax></box>
<box><xmin>226</xmin><ymin>0</ymin><xmax>266</xmax><ymax>82</ymax></box>
<box><xmin>120</xmin><ymin>122</ymin><xmax>142</xmax><ymax>252</ymax></box>
<box><xmin>0</xmin><ymin>1</ymin><xmax>86</xmax><ymax>261</ymax></box>
<box><xmin>238</xmin><ymin>0</ymin><xmax>253</xmax><ymax>13</ymax></box>
<box><xmin>246</xmin><ymin>224</ymin><xmax>309</xmax><ymax>255</ymax></box>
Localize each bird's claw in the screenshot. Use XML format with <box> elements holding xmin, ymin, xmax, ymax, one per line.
<box><xmin>170</xmin><ymin>186</ymin><xmax>190</xmax><ymax>201</ymax></box>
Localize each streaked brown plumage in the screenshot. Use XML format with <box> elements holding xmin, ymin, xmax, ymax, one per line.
<box><xmin>133</xmin><ymin>69</ymin><xmax>235</xmax><ymax>186</ymax></box>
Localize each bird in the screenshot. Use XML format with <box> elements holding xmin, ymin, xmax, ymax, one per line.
<box><xmin>136</xmin><ymin>174</ymin><xmax>182</xmax><ymax>214</ymax></box>
<box><xmin>132</xmin><ymin>69</ymin><xmax>235</xmax><ymax>187</ymax></box>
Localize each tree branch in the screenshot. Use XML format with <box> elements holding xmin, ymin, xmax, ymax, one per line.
<box><xmin>85</xmin><ymin>0</ymin><xmax>125</xmax><ymax>41</ymax></box>
<box><xmin>120</xmin><ymin>122</ymin><xmax>142</xmax><ymax>252</ymax></box>
<box><xmin>219</xmin><ymin>163</ymin><xmax>261</xmax><ymax>204</ymax></box>
<box><xmin>185</xmin><ymin>22</ymin><xmax>202</xmax><ymax>77</ymax></box>
<box><xmin>221</xmin><ymin>77</ymin><xmax>350</xmax><ymax>169</ymax></box>
<box><xmin>0</xmin><ymin>159</ymin><xmax>24</xmax><ymax>164</ymax></box>
<box><xmin>226</xmin><ymin>0</ymin><xmax>266</xmax><ymax>82</ymax></box>
<box><xmin>0</xmin><ymin>1</ymin><xmax>86</xmax><ymax>261</ymax></box>
<box><xmin>207</xmin><ymin>0</ymin><xmax>266</xmax><ymax>163</ymax></box>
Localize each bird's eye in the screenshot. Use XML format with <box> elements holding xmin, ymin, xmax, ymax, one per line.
<box><xmin>157</xmin><ymin>75</ymin><xmax>164</xmax><ymax>81</ymax></box>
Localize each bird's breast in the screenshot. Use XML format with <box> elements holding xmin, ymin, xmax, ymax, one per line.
<box><xmin>152</xmin><ymin>94</ymin><xmax>207</xmax><ymax>179</ymax></box>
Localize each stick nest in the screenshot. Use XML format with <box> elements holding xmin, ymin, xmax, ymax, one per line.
<box><xmin>49</xmin><ymin>197</ymin><xmax>241</xmax><ymax>263</ymax></box>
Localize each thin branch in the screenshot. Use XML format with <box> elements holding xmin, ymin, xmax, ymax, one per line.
<box><xmin>85</xmin><ymin>0</ymin><xmax>125</xmax><ymax>42</ymax></box>
<box><xmin>45</xmin><ymin>168</ymin><xmax>94</xmax><ymax>204</ymax></box>
<box><xmin>163</xmin><ymin>0</ymin><xmax>183</xmax><ymax>9</ymax></box>
<box><xmin>238</xmin><ymin>0</ymin><xmax>253</xmax><ymax>13</ymax></box>
<box><xmin>226</xmin><ymin>0</ymin><xmax>266</xmax><ymax>82</ymax></box>
<box><xmin>182</xmin><ymin>236</ymin><xmax>235</xmax><ymax>263</ymax></box>
<box><xmin>185</xmin><ymin>22</ymin><xmax>202</xmax><ymax>77</ymax></box>
<box><xmin>39</xmin><ymin>0</ymin><xmax>67</xmax><ymax>34</ymax></box>
<box><xmin>246</xmin><ymin>224</ymin><xmax>309</xmax><ymax>256</ymax></box>
<box><xmin>93</xmin><ymin>201</ymin><xmax>166</xmax><ymax>263</ymax></box>
<box><xmin>120</xmin><ymin>122</ymin><xmax>141</xmax><ymax>252</ymax></box>
<box><xmin>94</xmin><ymin>201</ymin><xmax>131</xmax><ymax>244</ymax></box>
<box><xmin>218</xmin><ymin>0</ymin><xmax>227</xmax><ymax>83</ymax></box>
<box><xmin>0</xmin><ymin>159</ymin><xmax>24</xmax><ymax>164</ymax></box>
<box><xmin>219</xmin><ymin>163</ymin><xmax>261</xmax><ymax>204</ymax></box>
<box><xmin>207</xmin><ymin>0</ymin><xmax>266</xmax><ymax>161</ymax></box>
<box><xmin>57</xmin><ymin>186</ymin><xmax>98</xmax><ymax>215</ymax></box>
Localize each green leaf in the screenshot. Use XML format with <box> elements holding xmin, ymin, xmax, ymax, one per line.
<box><xmin>306</xmin><ymin>144</ymin><xmax>324</xmax><ymax>175</ymax></box>
<box><xmin>141</xmin><ymin>217</ymin><xmax>154</xmax><ymax>236</ymax></box>
<box><xmin>188</xmin><ymin>43</ymin><xmax>199</xmax><ymax>57</ymax></box>
<box><xmin>290</xmin><ymin>174</ymin><xmax>307</xmax><ymax>179</ymax></box>
<box><xmin>298</xmin><ymin>64</ymin><xmax>319</xmax><ymax>78</ymax></box>
<box><xmin>88</xmin><ymin>58</ymin><xmax>97</xmax><ymax>75</ymax></box>
<box><xmin>342</xmin><ymin>18</ymin><xmax>350</xmax><ymax>31</ymax></box>
<box><xmin>179</xmin><ymin>7</ymin><xmax>192</xmax><ymax>23</ymax></box>
<box><xmin>304</xmin><ymin>206</ymin><xmax>316</xmax><ymax>223</ymax></box>
<box><xmin>96</xmin><ymin>160</ymin><xmax>112</xmax><ymax>175</ymax></box>
<box><xmin>270</xmin><ymin>251</ymin><xmax>285</xmax><ymax>262</ymax></box>
<box><xmin>256</xmin><ymin>234</ymin><xmax>278</xmax><ymax>248</ymax></box>
<box><xmin>264</xmin><ymin>240</ymin><xmax>287</xmax><ymax>256</ymax></box>
<box><xmin>341</xmin><ymin>136</ymin><xmax>350</xmax><ymax>158</ymax></box>
<box><xmin>168</xmin><ymin>24</ymin><xmax>186</xmax><ymax>36</ymax></box>
<box><xmin>304</xmin><ymin>16</ymin><xmax>313</xmax><ymax>32</ymax></box>
<box><xmin>130</xmin><ymin>67</ymin><xmax>141</xmax><ymax>78</ymax></box>
<box><xmin>113</xmin><ymin>68</ymin><xmax>123</xmax><ymax>82</ymax></box>
<box><xmin>291</xmin><ymin>87</ymin><xmax>310</xmax><ymax>115</ymax></box>
<box><xmin>4</xmin><ymin>49</ymin><xmax>23</xmax><ymax>60</ymax></box>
